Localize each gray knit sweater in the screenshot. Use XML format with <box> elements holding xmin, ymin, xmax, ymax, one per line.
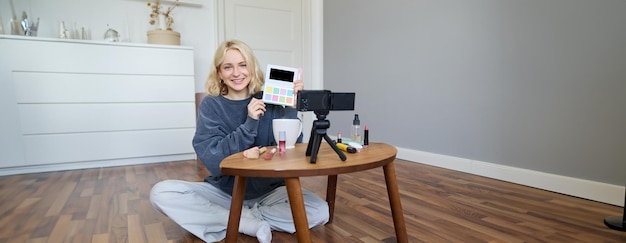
<box><xmin>193</xmin><ymin>95</ymin><xmax>301</xmax><ymax>199</ymax></box>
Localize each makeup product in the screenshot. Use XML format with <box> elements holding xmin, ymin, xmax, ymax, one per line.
<box><xmin>258</xmin><ymin>147</ymin><xmax>268</xmax><ymax>155</ymax></box>
<box><xmin>262</xmin><ymin>64</ymin><xmax>299</xmax><ymax>106</ymax></box>
<box><xmin>243</xmin><ymin>147</ymin><xmax>260</xmax><ymax>159</ymax></box>
<box><xmin>337</xmin><ymin>132</ymin><xmax>342</xmax><ymax>143</ymax></box>
<box><xmin>348</xmin><ymin>142</ymin><xmax>363</xmax><ymax>152</ymax></box>
<box><xmin>351</xmin><ymin>114</ymin><xmax>361</xmax><ymax>143</ymax></box>
<box><xmin>363</xmin><ymin>125</ymin><xmax>369</xmax><ymax>148</ymax></box>
<box><xmin>264</xmin><ymin>148</ymin><xmax>277</xmax><ymax>160</ymax></box>
<box><xmin>278</xmin><ymin>131</ymin><xmax>286</xmax><ymax>154</ymax></box>
<box><xmin>336</xmin><ymin>142</ymin><xmax>357</xmax><ymax>154</ymax></box>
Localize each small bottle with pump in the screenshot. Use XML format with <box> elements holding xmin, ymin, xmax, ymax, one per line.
<box><xmin>351</xmin><ymin>114</ymin><xmax>361</xmax><ymax>143</ymax></box>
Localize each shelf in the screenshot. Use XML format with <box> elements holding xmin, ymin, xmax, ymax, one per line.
<box><xmin>133</xmin><ymin>0</ymin><xmax>203</xmax><ymax>8</ymax></box>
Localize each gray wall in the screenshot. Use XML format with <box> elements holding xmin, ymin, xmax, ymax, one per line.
<box><xmin>324</xmin><ymin>0</ymin><xmax>626</xmax><ymax>185</ymax></box>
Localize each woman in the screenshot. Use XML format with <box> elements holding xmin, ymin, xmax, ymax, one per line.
<box><xmin>150</xmin><ymin>39</ymin><xmax>329</xmax><ymax>243</ymax></box>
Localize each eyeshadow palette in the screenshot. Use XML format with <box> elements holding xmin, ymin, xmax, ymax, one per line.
<box><xmin>264</xmin><ymin>86</ymin><xmax>294</xmax><ymax>105</ymax></box>
<box><xmin>262</xmin><ymin>64</ymin><xmax>299</xmax><ymax>106</ymax></box>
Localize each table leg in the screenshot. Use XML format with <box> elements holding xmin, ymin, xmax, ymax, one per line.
<box><xmin>326</xmin><ymin>175</ymin><xmax>338</xmax><ymax>224</ymax></box>
<box><xmin>383</xmin><ymin>162</ymin><xmax>408</xmax><ymax>243</ymax></box>
<box><xmin>225</xmin><ymin>176</ymin><xmax>247</xmax><ymax>243</ymax></box>
<box><xmin>285</xmin><ymin>177</ymin><xmax>312</xmax><ymax>243</ymax></box>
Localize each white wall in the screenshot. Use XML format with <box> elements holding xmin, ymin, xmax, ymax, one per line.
<box><xmin>0</xmin><ymin>0</ymin><xmax>216</xmax><ymax>92</ymax></box>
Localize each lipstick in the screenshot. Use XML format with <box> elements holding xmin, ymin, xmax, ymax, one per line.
<box><xmin>264</xmin><ymin>148</ymin><xmax>277</xmax><ymax>160</ymax></box>
<box><xmin>363</xmin><ymin>125</ymin><xmax>369</xmax><ymax>148</ymax></box>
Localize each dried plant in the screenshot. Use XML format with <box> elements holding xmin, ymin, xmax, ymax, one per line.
<box><xmin>147</xmin><ymin>0</ymin><xmax>179</xmax><ymax>31</ymax></box>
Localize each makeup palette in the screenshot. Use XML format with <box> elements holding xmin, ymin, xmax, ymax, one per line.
<box><xmin>264</xmin><ymin>86</ymin><xmax>294</xmax><ymax>106</ymax></box>
<box><xmin>262</xmin><ymin>64</ymin><xmax>299</xmax><ymax>106</ymax></box>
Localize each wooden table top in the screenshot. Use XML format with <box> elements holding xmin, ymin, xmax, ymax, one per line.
<box><xmin>220</xmin><ymin>142</ymin><xmax>397</xmax><ymax>178</ymax></box>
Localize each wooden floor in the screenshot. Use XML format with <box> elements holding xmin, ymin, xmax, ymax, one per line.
<box><xmin>0</xmin><ymin>159</ymin><xmax>624</xmax><ymax>243</ymax></box>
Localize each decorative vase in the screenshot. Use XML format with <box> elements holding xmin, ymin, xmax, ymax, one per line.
<box><xmin>147</xmin><ymin>30</ymin><xmax>180</xmax><ymax>45</ymax></box>
<box><xmin>157</xmin><ymin>14</ymin><xmax>167</xmax><ymax>31</ymax></box>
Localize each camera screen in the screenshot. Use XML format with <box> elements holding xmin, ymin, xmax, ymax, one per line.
<box><xmin>329</xmin><ymin>93</ymin><xmax>355</xmax><ymax>110</ymax></box>
<box><xmin>297</xmin><ymin>90</ymin><xmax>355</xmax><ymax>112</ymax></box>
<box><xmin>269</xmin><ymin>68</ymin><xmax>295</xmax><ymax>82</ymax></box>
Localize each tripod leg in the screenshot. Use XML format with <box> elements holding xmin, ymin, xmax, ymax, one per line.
<box><xmin>309</xmin><ymin>133</ymin><xmax>323</xmax><ymax>163</ymax></box>
<box><xmin>323</xmin><ymin>135</ymin><xmax>346</xmax><ymax>161</ymax></box>
<box><xmin>306</xmin><ymin>125</ymin><xmax>316</xmax><ymax>156</ymax></box>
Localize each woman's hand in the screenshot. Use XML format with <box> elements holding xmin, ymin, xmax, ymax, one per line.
<box><xmin>248</xmin><ymin>98</ymin><xmax>266</xmax><ymax>120</ymax></box>
<box><xmin>293</xmin><ymin>79</ymin><xmax>304</xmax><ymax>93</ymax></box>
<box><xmin>292</xmin><ymin>79</ymin><xmax>304</xmax><ymax>108</ymax></box>
<box><xmin>291</xmin><ymin>68</ymin><xmax>305</xmax><ymax>108</ymax></box>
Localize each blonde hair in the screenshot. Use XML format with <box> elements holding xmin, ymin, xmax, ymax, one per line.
<box><xmin>205</xmin><ymin>39</ymin><xmax>264</xmax><ymax>96</ymax></box>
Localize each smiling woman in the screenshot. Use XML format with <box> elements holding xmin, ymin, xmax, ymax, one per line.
<box><xmin>219</xmin><ymin>49</ymin><xmax>253</xmax><ymax>100</ymax></box>
<box><xmin>205</xmin><ymin>40</ymin><xmax>265</xmax><ymax>99</ymax></box>
<box><xmin>149</xmin><ymin>39</ymin><xmax>315</xmax><ymax>243</ymax></box>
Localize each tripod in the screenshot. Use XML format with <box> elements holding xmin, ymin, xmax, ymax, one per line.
<box><xmin>305</xmin><ymin>110</ymin><xmax>346</xmax><ymax>163</ymax></box>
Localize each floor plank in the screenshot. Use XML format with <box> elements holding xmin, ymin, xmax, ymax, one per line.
<box><xmin>0</xmin><ymin>159</ymin><xmax>624</xmax><ymax>242</ymax></box>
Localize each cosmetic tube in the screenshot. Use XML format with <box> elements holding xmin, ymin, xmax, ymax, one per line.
<box><xmin>363</xmin><ymin>125</ymin><xmax>369</xmax><ymax>147</ymax></box>
<box><xmin>336</xmin><ymin>142</ymin><xmax>357</xmax><ymax>153</ymax></box>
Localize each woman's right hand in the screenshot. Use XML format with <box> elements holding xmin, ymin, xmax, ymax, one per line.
<box><xmin>248</xmin><ymin>98</ymin><xmax>266</xmax><ymax>120</ymax></box>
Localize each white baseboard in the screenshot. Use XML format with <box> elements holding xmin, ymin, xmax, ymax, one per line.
<box><xmin>0</xmin><ymin>154</ymin><xmax>196</xmax><ymax>177</ymax></box>
<box><xmin>397</xmin><ymin>147</ymin><xmax>625</xmax><ymax>206</ymax></box>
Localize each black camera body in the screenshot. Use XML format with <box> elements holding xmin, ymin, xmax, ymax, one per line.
<box><xmin>297</xmin><ymin>90</ymin><xmax>355</xmax><ymax>112</ymax></box>
<box><xmin>297</xmin><ymin>90</ymin><xmax>356</xmax><ymax>163</ymax></box>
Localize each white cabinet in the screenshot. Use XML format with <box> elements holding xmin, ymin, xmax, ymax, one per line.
<box><xmin>0</xmin><ymin>36</ymin><xmax>196</xmax><ymax>175</ymax></box>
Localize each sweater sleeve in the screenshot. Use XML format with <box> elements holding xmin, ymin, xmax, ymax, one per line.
<box><xmin>192</xmin><ymin>96</ymin><xmax>258</xmax><ymax>177</ymax></box>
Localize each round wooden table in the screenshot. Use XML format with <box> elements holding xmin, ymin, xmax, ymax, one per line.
<box><xmin>220</xmin><ymin>142</ymin><xmax>407</xmax><ymax>243</ymax></box>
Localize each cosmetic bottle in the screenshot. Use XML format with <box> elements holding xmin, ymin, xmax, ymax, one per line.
<box><xmin>337</xmin><ymin>132</ymin><xmax>342</xmax><ymax>143</ymax></box>
<box><xmin>351</xmin><ymin>114</ymin><xmax>361</xmax><ymax>143</ymax></box>
<box><xmin>278</xmin><ymin>131</ymin><xmax>286</xmax><ymax>154</ymax></box>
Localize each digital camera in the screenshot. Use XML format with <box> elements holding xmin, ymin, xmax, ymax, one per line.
<box><xmin>296</xmin><ymin>90</ymin><xmax>355</xmax><ymax>112</ymax></box>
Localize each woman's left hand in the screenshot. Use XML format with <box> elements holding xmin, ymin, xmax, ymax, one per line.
<box><xmin>293</xmin><ymin>79</ymin><xmax>304</xmax><ymax>93</ymax></box>
<box><xmin>291</xmin><ymin>68</ymin><xmax>304</xmax><ymax>108</ymax></box>
<box><xmin>292</xmin><ymin>79</ymin><xmax>304</xmax><ymax>108</ymax></box>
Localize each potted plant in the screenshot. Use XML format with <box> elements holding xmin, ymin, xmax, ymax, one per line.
<box><xmin>147</xmin><ymin>0</ymin><xmax>181</xmax><ymax>45</ymax></box>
